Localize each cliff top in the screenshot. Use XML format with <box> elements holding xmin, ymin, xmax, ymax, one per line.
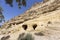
<box><xmin>1</xmin><ymin>0</ymin><xmax>60</xmax><ymax>28</ymax></box>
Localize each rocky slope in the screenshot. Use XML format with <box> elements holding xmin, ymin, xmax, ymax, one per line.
<box><xmin>0</xmin><ymin>0</ymin><xmax>60</xmax><ymax>40</ymax></box>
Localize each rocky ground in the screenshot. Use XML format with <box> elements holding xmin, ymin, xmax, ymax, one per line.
<box><xmin>0</xmin><ymin>0</ymin><xmax>60</xmax><ymax>40</ymax></box>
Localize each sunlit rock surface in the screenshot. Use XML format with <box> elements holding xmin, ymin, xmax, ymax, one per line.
<box><xmin>0</xmin><ymin>0</ymin><xmax>60</xmax><ymax>40</ymax></box>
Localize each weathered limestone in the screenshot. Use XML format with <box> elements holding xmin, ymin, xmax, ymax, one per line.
<box><xmin>0</xmin><ymin>0</ymin><xmax>60</xmax><ymax>40</ymax></box>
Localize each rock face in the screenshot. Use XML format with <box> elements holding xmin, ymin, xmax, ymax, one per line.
<box><xmin>0</xmin><ymin>0</ymin><xmax>60</xmax><ymax>40</ymax></box>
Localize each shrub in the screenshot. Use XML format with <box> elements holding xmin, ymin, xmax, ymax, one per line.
<box><xmin>18</xmin><ymin>33</ymin><xmax>34</xmax><ymax>40</ymax></box>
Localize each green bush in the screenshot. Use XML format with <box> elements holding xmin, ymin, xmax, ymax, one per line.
<box><xmin>18</xmin><ymin>33</ymin><xmax>34</xmax><ymax>40</ymax></box>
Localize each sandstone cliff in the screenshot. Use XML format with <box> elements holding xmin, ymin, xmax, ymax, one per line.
<box><xmin>0</xmin><ymin>0</ymin><xmax>60</xmax><ymax>40</ymax></box>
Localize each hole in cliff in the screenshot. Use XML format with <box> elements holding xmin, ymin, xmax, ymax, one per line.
<box><xmin>48</xmin><ymin>21</ymin><xmax>51</xmax><ymax>24</ymax></box>
<box><xmin>33</xmin><ymin>24</ymin><xmax>37</xmax><ymax>30</ymax></box>
<box><xmin>22</xmin><ymin>24</ymin><xmax>27</xmax><ymax>30</ymax></box>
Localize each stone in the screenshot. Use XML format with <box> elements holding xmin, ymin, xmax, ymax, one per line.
<box><xmin>0</xmin><ymin>0</ymin><xmax>60</xmax><ymax>40</ymax></box>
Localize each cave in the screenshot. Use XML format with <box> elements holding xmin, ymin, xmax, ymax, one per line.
<box><xmin>22</xmin><ymin>24</ymin><xmax>27</xmax><ymax>30</ymax></box>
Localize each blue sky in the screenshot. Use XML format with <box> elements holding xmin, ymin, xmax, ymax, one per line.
<box><xmin>0</xmin><ymin>0</ymin><xmax>43</xmax><ymax>21</ymax></box>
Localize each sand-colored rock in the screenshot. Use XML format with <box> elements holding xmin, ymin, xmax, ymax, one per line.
<box><xmin>0</xmin><ymin>0</ymin><xmax>60</xmax><ymax>40</ymax></box>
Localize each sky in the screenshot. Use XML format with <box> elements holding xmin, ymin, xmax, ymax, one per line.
<box><xmin>0</xmin><ymin>0</ymin><xmax>43</xmax><ymax>21</ymax></box>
